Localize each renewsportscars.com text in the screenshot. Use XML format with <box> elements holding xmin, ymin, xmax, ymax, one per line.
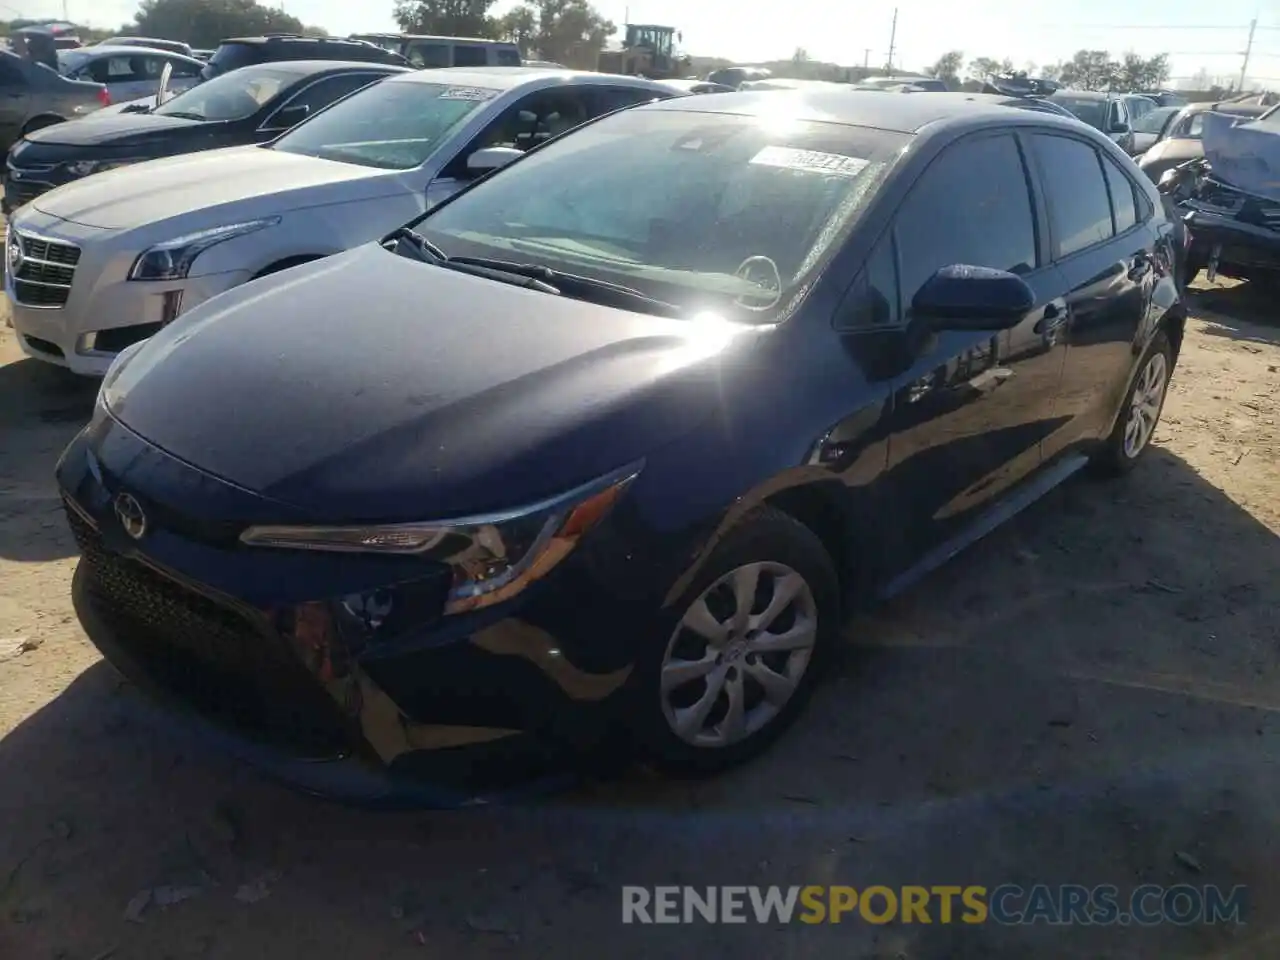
<box><xmin>621</xmin><ymin>884</ymin><xmax>1247</xmax><ymax>926</ymax></box>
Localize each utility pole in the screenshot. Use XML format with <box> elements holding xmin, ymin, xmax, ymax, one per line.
<box><xmin>863</xmin><ymin>48</ymin><xmax>871</xmax><ymax>70</ymax></box>
<box><xmin>885</xmin><ymin>8</ymin><xmax>898</xmax><ymax>76</ymax></box>
<box><xmin>1238</xmin><ymin>18</ymin><xmax>1257</xmax><ymax>92</ymax></box>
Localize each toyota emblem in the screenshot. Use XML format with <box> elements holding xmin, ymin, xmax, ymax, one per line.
<box><xmin>113</xmin><ymin>492</ymin><xmax>148</xmax><ymax>540</ymax></box>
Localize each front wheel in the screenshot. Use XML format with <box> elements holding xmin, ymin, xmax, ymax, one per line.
<box><xmin>629</xmin><ymin>506</ymin><xmax>840</xmax><ymax>777</ymax></box>
<box><xmin>1093</xmin><ymin>331</ymin><xmax>1174</xmax><ymax>476</ymax></box>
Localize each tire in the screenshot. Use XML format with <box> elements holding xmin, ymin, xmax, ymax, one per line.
<box><xmin>628</xmin><ymin>505</ymin><xmax>840</xmax><ymax>777</ymax></box>
<box><xmin>1092</xmin><ymin>330</ymin><xmax>1174</xmax><ymax>477</ymax></box>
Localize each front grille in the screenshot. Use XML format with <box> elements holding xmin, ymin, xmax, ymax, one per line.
<box><xmin>66</xmin><ymin>506</ymin><xmax>354</xmax><ymax>758</ymax></box>
<box><xmin>10</xmin><ymin>231</ymin><xmax>81</xmax><ymax>308</ymax></box>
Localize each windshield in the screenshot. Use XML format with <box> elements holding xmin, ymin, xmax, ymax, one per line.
<box><xmin>1135</xmin><ymin>106</ymin><xmax>1178</xmax><ymax>134</ymax></box>
<box><xmin>1053</xmin><ymin>97</ymin><xmax>1106</xmax><ymax>130</ymax></box>
<box><xmin>415</xmin><ymin>108</ymin><xmax>907</xmax><ymax>322</ymax></box>
<box><xmin>272</xmin><ymin>79</ymin><xmax>496</xmax><ymax>169</ymax></box>
<box><xmin>155</xmin><ymin>66</ymin><xmax>295</xmax><ymax>121</ymax></box>
<box><xmin>55</xmin><ymin>48</ymin><xmax>90</xmax><ymax>73</ymax></box>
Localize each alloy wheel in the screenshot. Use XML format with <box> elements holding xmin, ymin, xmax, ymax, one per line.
<box><xmin>1123</xmin><ymin>351</ymin><xmax>1168</xmax><ymax>459</ymax></box>
<box><xmin>660</xmin><ymin>561</ymin><xmax>818</xmax><ymax>748</ymax></box>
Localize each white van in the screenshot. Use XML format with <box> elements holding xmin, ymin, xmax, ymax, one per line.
<box><xmin>349</xmin><ymin>33</ymin><xmax>521</xmax><ymax>69</ymax></box>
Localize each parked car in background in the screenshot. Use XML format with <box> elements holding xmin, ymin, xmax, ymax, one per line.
<box><xmin>199</xmin><ymin>35</ymin><xmax>410</xmax><ymax>80</ymax></box>
<box><xmin>59</xmin><ymin>89</ymin><xmax>1185</xmax><ymax>802</ymax></box>
<box><xmin>1130</xmin><ymin>104</ymin><xmax>1181</xmax><ymax>156</ymax></box>
<box><xmin>191</xmin><ymin>49</ymin><xmax>215</xmax><ymax>62</ymax></box>
<box><xmin>1139</xmin><ymin>90</ymin><xmax>1188</xmax><ymax>108</ymax></box>
<box><xmin>1048</xmin><ymin>89</ymin><xmax>1145</xmax><ymax>152</ymax></box>
<box><xmin>857</xmin><ymin>74</ymin><xmax>948</xmax><ymax>92</ymax></box>
<box><xmin>56</xmin><ymin>46</ymin><xmax>204</xmax><ymax>104</ymax></box>
<box><xmin>5</xmin><ymin>68</ymin><xmax>683</xmax><ymax>375</ymax></box>
<box><xmin>348</xmin><ymin>33</ymin><xmax>521</xmax><ymax>68</ymax></box>
<box><xmin>4</xmin><ymin>61</ymin><xmax>409</xmax><ymax>213</ymax></box>
<box><xmin>1137</xmin><ymin>98</ymin><xmax>1273</xmax><ymax>184</ymax></box>
<box><xmin>706</xmin><ymin>65</ymin><xmax>771</xmax><ymax>89</ymax></box>
<box><xmin>656</xmin><ymin>78</ymin><xmax>733</xmax><ymax>95</ymax></box>
<box><xmin>96</xmin><ymin>36</ymin><xmax>196</xmax><ymax>58</ymax></box>
<box><xmin>524</xmin><ymin>59</ymin><xmax>567</xmax><ymax>69</ymax></box>
<box><xmin>0</xmin><ymin>49</ymin><xmax>108</xmax><ymax>150</ymax></box>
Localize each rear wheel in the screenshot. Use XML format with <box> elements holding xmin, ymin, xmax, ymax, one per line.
<box><xmin>630</xmin><ymin>506</ymin><xmax>840</xmax><ymax>776</ymax></box>
<box><xmin>1093</xmin><ymin>331</ymin><xmax>1174</xmax><ymax>476</ymax></box>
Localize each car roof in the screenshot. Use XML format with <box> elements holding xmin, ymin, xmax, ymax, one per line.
<box><xmin>64</xmin><ymin>45</ymin><xmax>203</xmax><ymax>63</ymax></box>
<box><xmin>1050</xmin><ymin>89</ymin><xmax>1113</xmax><ymax>100</ymax></box>
<box><xmin>244</xmin><ymin>58</ymin><xmax>410</xmax><ymax>75</ymax></box>
<box><xmin>644</xmin><ymin>88</ymin><xmax>1088</xmax><ymax>134</ymax></box>
<box><xmin>1184</xmin><ymin>99</ymin><xmax>1269</xmax><ymax>116</ymax></box>
<box><xmin>220</xmin><ymin>35</ymin><xmax>383</xmax><ymax>48</ymax></box>
<box><xmin>389</xmin><ymin>66</ymin><xmax>670</xmax><ymax>91</ymax></box>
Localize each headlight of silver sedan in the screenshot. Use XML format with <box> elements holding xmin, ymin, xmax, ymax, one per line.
<box><xmin>128</xmin><ymin>218</ymin><xmax>280</xmax><ymax>282</ymax></box>
<box><xmin>240</xmin><ymin>462</ymin><xmax>643</xmax><ymax>614</ymax></box>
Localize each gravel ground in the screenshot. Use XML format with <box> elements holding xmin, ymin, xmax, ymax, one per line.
<box><xmin>0</xmin><ymin>279</ymin><xmax>1277</xmax><ymax>960</ymax></box>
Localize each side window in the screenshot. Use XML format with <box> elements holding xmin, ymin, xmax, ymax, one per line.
<box><xmin>0</xmin><ymin>57</ymin><xmax>26</xmax><ymax>85</ymax></box>
<box><xmin>167</xmin><ymin>57</ymin><xmax>202</xmax><ymax>79</ymax></box>
<box><xmin>267</xmin><ymin>73</ymin><xmax>380</xmax><ymax>127</ymax></box>
<box><xmin>839</xmin><ymin>238</ymin><xmax>900</xmax><ymax>330</ymax></box>
<box><xmin>496</xmin><ymin>48</ymin><xmax>521</xmax><ymax>66</ymax></box>
<box><xmin>475</xmin><ymin>88</ymin><xmax>592</xmax><ymax>153</ymax></box>
<box><xmin>407</xmin><ymin>42</ymin><xmax>450</xmax><ymax>69</ymax></box>
<box><xmin>112</xmin><ymin>57</ymin><xmax>140</xmax><ymax>80</ymax></box>
<box><xmin>593</xmin><ymin>86</ymin><xmax>662</xmax><ymax>113</ymax></box>
<box><xmin>1030</xmin><ymin>134</ymin><xmax>1114</xmax><ymax>258</ymax></box>
<box><xmin>893</xmin><ymin>133</ymin><xmax>1037</xmax><ymax>313</ymax></box>
<box><xmin>1101</xmin><ymin>155</ymin><xmax>1137</xmax><ymax>233</ymax></box>
<box><xmin>452</xmin><ymin>45</ymin><xmax>488</xmax><ymax>67</ymax></box>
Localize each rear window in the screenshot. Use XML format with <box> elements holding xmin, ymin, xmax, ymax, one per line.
<box><xmin>204</xmin><ymin>42</ymin><xmax>261</xmax><ymax>77</ymax></box>
<box><xmin>1052</xmin><ymin>97</ymin><xmax>1106</xmax><ymax>131</ymax></box>
<box><xmin>496</xmin><ymin>47</ymin><xmax>521</xmax><ymax>66</ymax></box>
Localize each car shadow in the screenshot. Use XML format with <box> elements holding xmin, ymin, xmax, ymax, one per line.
<box><xmin>0</xmin><ymin>358</ymin><xmax>95</xmax><ymax>562</ymax></box>
<box><xmin>1186</xmin><ymin>281</ymin><xmax>1280</xmax><ymax>345</ymax></box>
<box><xmin>2</xmin><ymin>447</ymin><xmax>1278</xmax><ymax>958</ymax></box>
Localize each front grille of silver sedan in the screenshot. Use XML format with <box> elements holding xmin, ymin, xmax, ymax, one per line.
<box><xmin>8</xmin><ymin>231</ymin><xmax>81</xmax><ymax>308</ymax></box>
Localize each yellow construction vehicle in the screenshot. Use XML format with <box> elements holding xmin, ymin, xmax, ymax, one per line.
<box><xmin>597</xmin><ymin>24</ymin><xmax>692</xmax><ymax>80</ymax></box>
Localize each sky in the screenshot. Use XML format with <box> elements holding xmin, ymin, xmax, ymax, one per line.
<box><xmin>26</xmin><ymin>0</ymin><xmax>1280</xmax><ymax>87</ymax></box>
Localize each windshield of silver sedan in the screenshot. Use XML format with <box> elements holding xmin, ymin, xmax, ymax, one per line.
<box><xmin>272</xmin><ymin>80</ymin><xmax>498</xmax><ymax>169</ymax></box>
<box><xmin>415</xmin><ymin>108</ymin><xmax>908</xmax><ymax>320</ymax></box>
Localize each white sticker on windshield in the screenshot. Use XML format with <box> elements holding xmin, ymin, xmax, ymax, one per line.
<box><xmin>750</xmin><ymin>145</ymin><xmax>870</xmax><ymax>177</ymax></box>
<box><xmin>439</xmin><ymin>86</ymin><xmax>498</xmax><ymax>101</ymax></box>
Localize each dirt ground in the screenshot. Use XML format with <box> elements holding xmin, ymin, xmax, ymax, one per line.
<box><xmin>0</xmin><ymin>278</ymin><xmax>1277</xmax><ymax>960</ymax></box>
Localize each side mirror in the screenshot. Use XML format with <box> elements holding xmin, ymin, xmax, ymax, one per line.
<box><xmin>1158</xmin><ymin>167</ymin><xmax>1179</xmax><ymax>189</ymax></box>
<box><xmin>271</xmin><ymin>103</ymin><xmax>311</xmax><ymax>129</ymax></box>
<box><xmin>911</xmin><ymin>264</ymin><xmax>1035</xmax><ymax>330</ymax></box>
<box><xmin>1111</xmin><ymin>121</ymin><xmax>1132</xmax><ymax>135</ymax></box>
<box><xmin>466</xmin><ymin>145</ymin><xmax>523</xmax><ymax>175</ymax></box>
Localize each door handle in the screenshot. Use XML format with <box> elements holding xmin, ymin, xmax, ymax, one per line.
<box><xmin>1034</xmin><ymin>299</ymin><xmax>1067</xmax><ymax>336</ymax></box>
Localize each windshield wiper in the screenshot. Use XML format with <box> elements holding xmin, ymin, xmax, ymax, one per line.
<box><xmin>446</xmin><ymin>256</ymin><xmax>684</xmax><ymax>317</ymax></box>
<box><xmin>386</xmin><ymin>229</ymin><xmax>558</xmax><ymax>293</ymax></box>
<box><xmin>159</xmin><ymin>110</ymin><xmax>205</xmax><ymax>120</ymax></box>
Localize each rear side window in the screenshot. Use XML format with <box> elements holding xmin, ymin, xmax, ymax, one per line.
<box><xmin>594</xmin><ymin>86</ymin><xmax>663</xmax><ymax>112</ymax></box>
<box><xmin>496</xmin><ymin>48</ymin><xmax>521</xmax><ymax>66</ymax></box>
<box><xmin>407</xmin><ymin>42</ymin><xmax>450</xmax><ymax>68</ymax></box>
<box><xmin>894</xmin><ymin>133</ymin><xmax>1037</xmax><ymax>309</ymax></box>
<box><xmin>1101</xmin><ymin>155</ymin><xmax>1138</xmax><ymax>233</ymax></box>
<box><xmin>1031</xmin><ymin>134</ymin><xmax>1114</xmax><ymax>258</ymax></box>
<box><xmin>452</xmin><ymin>46</ymin><xmax>487</xmax><ymax>67</ymax></box>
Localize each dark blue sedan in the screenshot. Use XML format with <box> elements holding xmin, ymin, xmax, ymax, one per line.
<box><xmin>57</xmin><ymin>90</ymin><xmax>1186</xmax><ymax>804</ymax></box>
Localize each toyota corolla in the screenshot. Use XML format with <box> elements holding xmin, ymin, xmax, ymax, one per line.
<box><xmin>57</xmin><ymin>90</ymin><xmax>1184</xmax><ymax>804</ymax></box>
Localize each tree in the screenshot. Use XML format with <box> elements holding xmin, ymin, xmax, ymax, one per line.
<box><xmin>926</xmin><ymin>50</ymin><xmax>963</xmax><ymax>89</ymax></box>
<box><xmin>497</xmin><ymin>3</ymin><xmax>538</xmax><ymax>55</ymax></box>
<box><xmin>1114</xmin><ymin>51</ymin><xmax>1169</xmax><ymax>91</ymax></box>
<box><xmin>1058</xmin><ymin>49</ymin><xmax>1118</xmax><ymax>91</ymax></box>
<box><xmin>967</xmin><ymin>56</ymin><xmax>1013</xmax><ymax>82</ymax></box>
<box><xmin>792</xmin><ymin>47</ymin><xmax>810</xmax><ymax>65</ymax></box>
<box><xmin>393</xmin><ymin>0</ymin><xmax>499</xmax><ymax>37</ymax></box>
<box><xmin>130</xmin><ymin>0</ymin><xmax>316</xmax><ymax>48</ymax></box>
<box><xmin>530</xmin><ymin>0</ymin><xmax>613</xmax><ymax>69</ymax></box>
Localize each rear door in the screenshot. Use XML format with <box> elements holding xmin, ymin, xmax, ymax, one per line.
<box><xmin>1027</xmin><ymin>132</ymin><xmax>1161</xmax><ymax>455</ymax></box>
<box><xmin>849</xmin><ymin>131</ymin><xmax>1070</xmax><ymax>573</ymax></box>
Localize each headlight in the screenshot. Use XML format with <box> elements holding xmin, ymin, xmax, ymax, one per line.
<box><xmin>240</xmin><ymin>462</ymin><xmax>643</xmax><ymax>614</ymax></box>
<box><xmin>128</xmin><ymin>218</ymin><xmax>280</xmax><ymax>282</ymax></box>
<box><xmin>66</xmin><ymin>159</ymin><xmax>141</xmax><ymax>178</ymax></box>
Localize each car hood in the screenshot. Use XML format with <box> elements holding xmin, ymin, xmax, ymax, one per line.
<box><xmin>103</xmin><ymin>243</ymin><xmax>755</xmax><ymax>522</ymax></box>
<box><xmin>30</xmin><ymin>145</ymin><xmax>393</xmax><ymax>230</ymax></box>
<box><xmin>1202</xmin><ymin>111</ymin><xmax>1280</xmax><ymax>203</ymax></box>
<box><xmin>21</xmin><ymin>111</ymin><xmax>201</xmax><ymax>146</ymax></box>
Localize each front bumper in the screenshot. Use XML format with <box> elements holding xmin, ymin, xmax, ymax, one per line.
<box><xmin>3</xmin><ymin>167</ymin><xmax>75</xmax><ymax>215</ymax></box>
<box><xmin>57</xmin><ymin>417</ymin><xmax>652</xmax><ymax>805</ymax></box>
<box><xmin>5</xmin><ymin>209</ymin><xmax>251</xmax><ymax>376</ymax></box>
<box><xmin>1184</xmin><ymin>206</ymin><xmax>1280</xmax><ymax>277</ymax></box>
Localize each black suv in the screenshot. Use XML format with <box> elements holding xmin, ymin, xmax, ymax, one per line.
<box><xmin>200</xmin><ymin>35</ymin><xmax>411</xmax><ymax>79</ymax></box>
